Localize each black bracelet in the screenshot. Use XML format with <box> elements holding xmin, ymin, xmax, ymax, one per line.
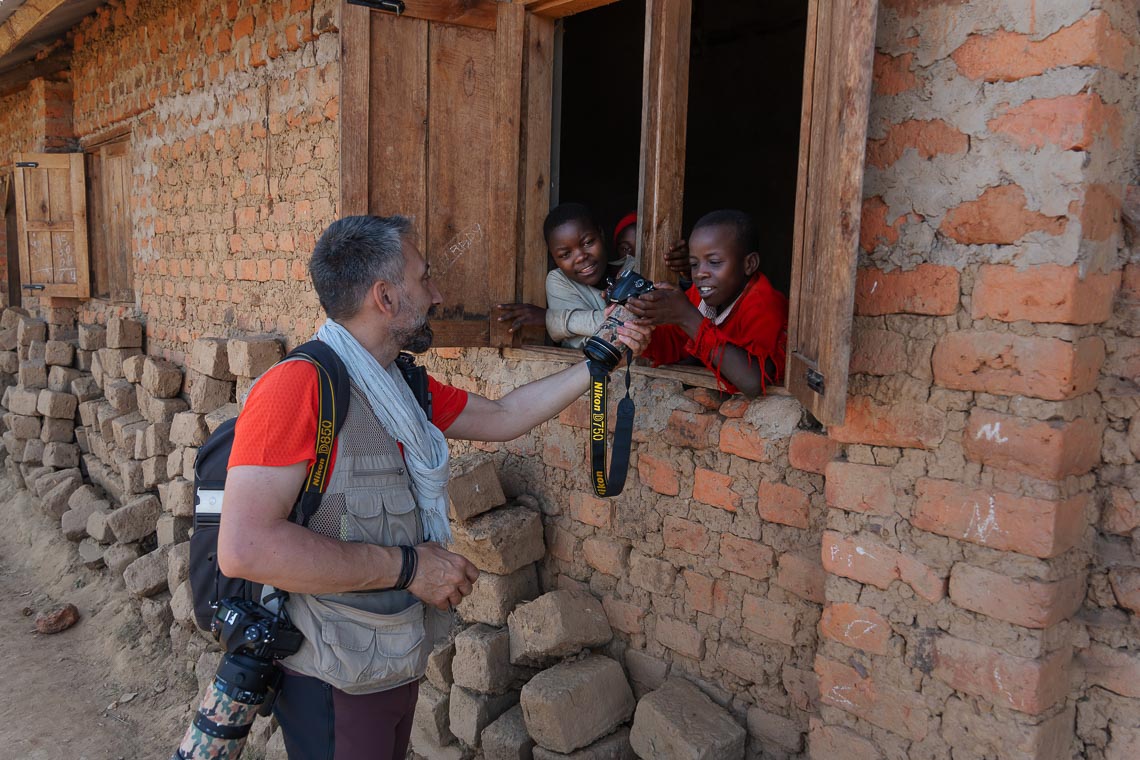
<box><xmin>394</xmin><ymin>545</ymin><xmax>410</xmax><ymax>590</ymax></box>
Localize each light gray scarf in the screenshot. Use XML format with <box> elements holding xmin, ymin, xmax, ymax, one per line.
<box><xmin>316</xmin><ymin>319</ymin><xmax>452</xmax><ymax>543</ymax></box>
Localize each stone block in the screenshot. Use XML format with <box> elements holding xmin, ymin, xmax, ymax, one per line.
<box><xmin>41</xmin><ymin>477</ymin><xmax>81</xmax><ymax>518</ymax></box>
<box><xmin>170</xmin><ymin>412</ymin><xmax>209</xmax><ymax>447</ymax></box>
<box><xmin>746</xmin><ymin>707</ymin><xmax>803</xmax><ymax>754</ymax></box>
<box><xmin>6</xmin><ymin>387</ymin><xmax>39</xmax><ymax>416</ymax></box>
<box><xmin>457</xmin><ymin>564</ymin><xmax>540</xmax><ymax>626</ymax></box>
<box><xmin>625</xmin><ymin>650</ymin><xmax>669</xmax><ymax>699</ymax></box>
<box><xmin>110</xmin><ymin>411</ymin><xmax>146</xmax><ymax>450</ymax></box>
<box><xmin>123</xmin><ymin>545</ymin><xmax>170</xmax><ymax>596</ymax></box>
<box><xmin>86</xmin><ymin>503</ymin><xmax>115</xmax><ymax>543</ymax></box>
<box><xmin>43</xmin><ymin>442</ymin><xmax>80</xmax><ymax>469</ymax></box>
<box><xmin>520</xmin><ymin>656</ymin><xmax>634</xmax><ymax>754</ymax></box>
<box><xmin>190</xmin><ymin>338</ymin><xmax>235</xmax><ymax>381</ymax></box>
<box><xmin>0</xmin><ymin>351</ymin><xmax>17</xmax><ymax>374</ymax></box>
<box><xmin>157</xmin><ymin>514</ymin><xmax>192</xmax><ymax>545</ymax></box>
<box><xmin>107</xmin><ymin>495</ymin><xmax>161</xmax><ymax>543</ymax></box>
<box><xmin>17</xmin><ymin>360</ymin><xmax>46</xmax><ymax>389</ymax></box>
<box><xmin>105</xmin><ymin>543</ymin><xmax>142</xmax><ymax>576</ymax></box>
<box><xmin>2</xmin><ymin>431</ymin><xmax>22</xmax><ymax>460</ymax></box>
<box><xmin>105</xmin><ymin>379</ymin><xmax>137</xmax><ymax>413</ymax></box>
<box><xmin>6</xmin><ymin>413</ymin><xmax>40</xmax><ymax>439</ymax></box>
<box><xmin>44</xmin><ymin>340</ymin><xmax>74</xmax><ymax>367</ymax></box>
<box><xmin>78</xmin><ymin>399</ymin><xmax>101</xmax><ymax>428</ymax></box>
<box><xmin>415</xmin><ymin>681</ymin><xmax>456</xmax><ymax>748</ymax></box>
<box><xmin>629</xmin><ymin>678</ymin><xmax>745</xmax><ymax>760</ymax></box>
<box><xmin>143</xmin><ymin>423</ymin><xmax>173</xmax><ymax>457</ymax></box>
<box><xmin>70</xmin><ymin>376</ymin><xmax>101</xmax><ymax>403</ymax></box>
<box><xmin>40</xmin><ymin>416</ymin><xmax>74</xmax><ymax>443</ymax></box>
<box><xmin>78</xmin><ymin>324</ymin><xmax>106</xmax><ymax>350</ymax></box>
<box><xmin>22</xmin><ymin>438</ymin><xmax>44</xmax><ymax>464</ymax></box>
<box><xmin>141</xmin><ymin>393</ymin><xmax>189</xmax><ymax>425</ymax></box>
<box><xmin>182</xmin><ymin>448</ymin><xmax>197</xmax><ymax>480</ymax></box>
<box><xmin>509</xmin><ymin>590</ymin><xmax>612</xmax><ymax>666</ymax></box>
<box><xmin>170</xmin><ymin>579</ymin><xmax>194</xmax><ymax>625</ymax></box>
<box><xmin>454</xmin><ymin>624</ymin><xmax>529</xmax><ymax>695</ymax></box>
<box><xmin>90</xmin><ymin>351</ymin><xmax>104</xmax><ymax>387</ymax></box>
<box><xmin>38</xmin><ymin>389</ymin><xmax>78</xmax><ymax>419</ymax></box>
<box><xmin>143</xmin><ymin>455</ymin><xmax>167</xmax><ymax>489</ymax></box>
<box><xmin>16</xmin><ymin>317</ymin><xmax>46</xmax><ymax>347</ymax></box>
<box><xmin>167</xmin><ymin>541</ymin><xmax>191</xmax><ymax>595</ymax></box>
<box><xmin>107</xmin><ymin>317</ymin><xmax>143</xmax><ymax>349</ymax></box>
<box><xmin>140</xmin><ymin>595</ymin><xmax>174</xmax><ymax>636</ymax></box>
<box><xmin>426</xmin><ymin>639</ymin><xmax>456</xmax><ymax>693</ymax></box>
<box><xmin>99</xmin><ymin>347</ymin><xmax>143</xmax><ymax>379</ymax></box>
<box><xmin>188</xmin><ymin>370</ymin><xmax>233</xmax><ymax>413</ymax></box>
<box><xmin>451</xmin><ymin>505</ymin><xmax>545</xmax><ymax>575</ymax></box>
<box><xmin>450</xmin><ymin>685</ymin><xmax>519</xmax><ymax>748</ymax></box>
<box><xmin>27</xmin><ymin>341</ymin><xmax>45</xmax><ymax>362</ymax></box>
<box><xmin>204</xmin><ymin>402</ymin><xmax>239</xmax><ymax>432</ymax></box>
<box><xmin>482</xmin><ymin>705</ymin><xmax>536</xmax><ymax>760</ymax></box>
<box><xmin>62</xmin><ymin>498</ymin><xmax>105</xmax><ymax>541</ymax></box>
<box><xmin>449</xmin><ymin>458</ymin><xmax>507</xmax><ymax>522</ymax></box>
<box><xmin>120</xmin><ymin>459</ymin><xmax>147</xmax><ymax>495</ymax></box>
<box><xmin>48</xmin><ymin>366</ymin><xmax>82</xmax><ymax>393</ymax></box>
<box><xmin>75</xmin><ymin>426</ymin><xmax>89</xmax><ymax>453</ymax></box>
<box><xmin>78</xmin><ymin>538</ymin><xmax>105</xmax><ymax>568</ymax></box>
<box><xmin>227</xmin><ymin>336</ymin><xmax>283</xmax><ymax>378</ymax></box>
<box><xmin>166</xmin><ymin>449</ymin><xmax>184</xmax><ymax>480</ymax></box>
<box><xmin>76</xmin><ymin>349</ymin><xmax>94</xmax><ymax>372</ymax></box>
<box><xmin>142</xmin><ymin>357</ymin><xmax>183</xmax><ymax>398</ymax></box>
<box><xmin>162</xmin><ymin>477</ymin><xmax>196</xmax><ymax>517</ymax></box>
<box><xmin>532</xmin><ymin>728</ymin><xmax>634</xmax><ymax>760</ymax></box>
<box><xmin>123</xmin><ymin>354</ymin><xmax>147</xmax><ymax>383</ymax></box>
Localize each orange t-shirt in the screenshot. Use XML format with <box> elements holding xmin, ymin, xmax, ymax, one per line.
<box><xmin>228</xmin><ymin>361</ymin><xmax>468</xmax><ymax>472</ymax></box>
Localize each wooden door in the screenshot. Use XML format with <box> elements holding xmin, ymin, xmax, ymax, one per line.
<box><xmin>11</xmin><ymin>152</ymin><xmax>90</xmax><ymax>299</ymax></box>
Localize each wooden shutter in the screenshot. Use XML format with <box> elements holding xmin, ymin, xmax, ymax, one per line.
<box><xmin>87</xmin><ymin>141</ymin><xmax>134</xmax><ymax>302</ymax></box>
<box><xmin>11</xmin><ymin>152</ymin><xmax>90</xmax><ymax>299</ymax></box>
<box><xmin>341</xmin><ymin>0</ymin><xmax>537</xmax><ymax>347</ymax></box>
<box><xmin>785</xmin><ymin>0</ymin><xmax>878</xmax><ymax>425</ymax></box>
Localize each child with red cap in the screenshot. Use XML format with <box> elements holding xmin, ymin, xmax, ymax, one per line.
<box><xmin>626</xmin><ymin>209</ymin><xmax>788</xmax><ymax>397</ymax></box>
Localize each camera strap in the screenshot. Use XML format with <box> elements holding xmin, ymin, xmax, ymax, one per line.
<box><xmin>588</xmin><ymin>355</ymin><xmax>635</xmax><ymax>498</ymax></box>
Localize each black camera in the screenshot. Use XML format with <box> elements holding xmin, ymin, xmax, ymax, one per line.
<box><xmin>583</xmin><ymin>269</ymin><xmax>655</xmax><ymax>370</ymax></box>
<box><xmin>172</xmin><ymin>598</ymin><xmax>304</xmax><ymax>760</ymax></box>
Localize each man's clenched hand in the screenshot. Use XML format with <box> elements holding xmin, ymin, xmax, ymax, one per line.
<box><xmin>409</xmin><ymin>542</ymin><xmax>480</xmax><ymax>609</ymax></box>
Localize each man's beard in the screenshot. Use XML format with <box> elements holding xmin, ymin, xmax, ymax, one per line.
<box><xmin>394</xmin><ymin>306</ymin><xmax>437</xmax><ymax>354</ymax></box>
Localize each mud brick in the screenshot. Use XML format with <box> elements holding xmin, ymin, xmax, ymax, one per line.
<box><xmin>68</xmin><ymin>484</ymin><xmax>104</xmax><ymax>510</ymax></box>
<box><xmin>0</xmin><ymin>330</ymin><xmax>14</xmax><ymax>352</ymax></box>
<box><xmin>22</xmin><ymin>438</ymin><xmax>44</xmax><ymax>464</ymax></box>
<box><xmin>182</xmin><ymin>448</ymin><xmax>197</xmax><ymax>480</ymax></box>
<box><xmin>532</xmin><ymin>728</ymin><xmax>633</xmax><ymax>760</ymax></box>
<box><xmin>143</xmin><ymin>456</ymin><xmax>168</xmax><ymax>489</ymax></box>
<box><xmin>235</xmin><ymin>376</ymin><xmax>256</xmax><ymax>404</ymax></box>
<box><xmin>227</xmin><ymin>336</ymin><xmax>283</xmax><ymax>377</ymax></box>
<box><xmin>508</xmin><ymin>590</ymin><xmax>612</xmax><ymax>666</ymax></box>
<box><xmin>451</xmin><ymin>505</ymin><xmax>545</xmax><ymax>575</ymax></box>
<box><xmin>204</xmin><ymin>403</ymin><xmax>239</xmax><ymax>433</ymax></box>
<box><xmin>123</xmin><ymin>545</ymin><xmax>170</xmax><ymax>597</ymax></box>
<box><xmin>1080</xmin><ymin>643</ymin><xmax>1140</xmax><ymax>700</ymax></box>
<box><xmin>105</xmin><ymin>543</ymin><xmax>142</xmax><ymax>577</ymax></box>
<box><xmin>746</xmin><ymin>707</ymin><xmax>803</xmax><ymax>753</ymax></box>
<box><xmin>426</xmin><ymin>639</ymin><xmax>456</xmax><ymax>693</ymax></box>
<box><xmin>450</xmin><ymin>685</ymin><xmax>519</xmax><ymax>748</ymax></box>
<box><xmin>62</xmin><ymin>499</ymin><xmax>107</xmax><ymax>541</ymax></box>
<box><xmin>141</xmin><ymin>393</ymin><xmax>189</xmax><ymax>425</ymax></box>
<box><xmin>122</xmin><ymin>354</ymin><xmax>147</xmax><ymax>383</ymax></box>
<box><xmin>40</xmin><ymin>416</ymin><xmax>74</xmax><ymax>443</ymax></box>
<box><xmin>483</xmin><ymin>705</ymin><xmax>535</xmax><ymax>760</ymax></box>
<box><xmin>143</xmin><ymin>423</ymin><xmax>173</xmax><ymax>457</ymax></box>
<box><xmin>90</xmin><ymin>351</ymin><xmax>104</xmax><ymax>388</ymax></box>
<box><xmin>449</xmin><ymin>459</ymin><xmax>507</xmax><ymax>522</ymax></box>
<box><xmin>166</xmin><ymin>449</ymin><xmax>184</xmax><ymax>480</ymax></box>
<box><xmin>187</xmin><ymin>370</ymin><xmax>234</xmax><ymax>413</ymax></box>
<box><xmin>48</xmin><ymin>366</ymin><xmax>82</xmax><ymax>393</ymax></box>
<box><xmin>156</xmin><ymin>514</ymin><xmax>192</xmax><ymax>545</ymax></box>
<box><xmin>38</xmin><ymin>389</ymin><xmax>78</xmax><ymax>419</ymax></box>
<box><xmin>170</xmin><ymin>412</ymin><xmax>208</xmax><ymax>447</ymax></box>
<box><xmin>6</xmin><ymin>387</ymin><xmax>40</xmax><ymax>416</ymax></box>
<box><xmin>78</xmin><ymin>538</ymin><xmax>105</xmax><ymax>568</ymax></box>
<box><xmin>68</xmin><ymin>376</ymin><xmax>100</xmax><ymax>403</ymax></box>
<box><xmin>111</xmin><ymin>412</ymin><xmax>147</xmax><ymax>451</ymax></box>
<box><xmin>96</xmin><ymin>401</ymin><xmax>122</xmax><ymax>437</ymax></box>
<box><xmin>120</xmin><ymin>458</ymin><xmax>147</xmax><ymax>495</ymax></box>
<box><xmin>2</xmin><ymin>431</ymin><xmax>22</xmax><ymax>460</ymax></box>
<box><xmin>107</xmin><ymin>494</ymin><xmax>161</xmax><ymax>543</ymax></box>
<box><xmin>107</xmin><ymin>317</ymin><xmax>144</xmax><ymax>349</ymax></box>
<box><xmin>76</xmin><ymin>349</ymin><xmax>94</xmax><ymax>372</ymax></box>
<box><xmin>19</xmin><ymin>359</ymin><xmax>47</xmax><ymax>389</ymax></box>
<box><xmin>521</xmin><ymin>656</ymin><xmax>634</xmax><ymax>754</ymax></box>
<box><xmin>99</xmin><ymin>347</ymin><xmax>143</xmax><ymax>379</ymax></box>
<box><xmin>43</xmin><ymin>442</ymin><xmax>80</xmax><ymax>469</ymax></box>
<box><xmin>142</xmin><ymin>357</ymin><xmax>184</xmax><ymax>398</ymax></box>
<box><xmin>41</xmin><ymin>475</ymin><xmax>82</xmax><ymax>518</ymax></box>
<box><xmin>457</xmin><ymin>564</ymin><xmax>540</xmax><ymax>626</ymax></box>
<box><xmin>415</xmin><ymin>681</ymin><xmax>456</xmax><ymax>748</ymax></box>
<box><xmin>33</xmin><ymin>467</ymin><xmax>79</xmax><ymax>498</ymax></box>
<box><xmin>27</xmin><ymin>341</ymin><xmax>46</xmax><ymax>362</ymax></box>
<box><xmin>189</xmin><ymin>338</ymin><xmax>235</xmax><ymax>381</ymax></box>
<box><xmin>0</xmin><ymin>351</ymin><xmax>17</xmax><ymax>375</ymax></box>
<box><xmin>630</xmin><ymin>678</ymin><xmax>745</xmax><ymax>760</ymax></box>
<box><xmin>78</xmin><ymin>323</ymin><xmax>106</xmax><ymax>350</ymax></box>
<box><xmin>16</xmin><ymin>317</ymin><xmax>46</xmax><ymax>347</ymax></box>
<box><xmin>625</xmin><ymin>650</ymin><xmax>669</xmax><ymax>699</ymax></box>
<box><xmin>44</xmin><ymin>340</ymin><xmax>74</xmax><ymax>367</ymax></box>
<box><xmin>6</xmin><ymin>413</ymin><xmax>40</xmax><ymax>439</ymax></box>
<box><xmin>932</xmin><ymin>635</ymin><xmax>1070</xmax><ymax>715</ymax></box>
<box><xmin>167</xmin><ymin>541</ymin><xmax>191</xmax><ymax>593</ymax></box>
<box><xmin>140</xmin><ymin>596</ymin><xmax>174</xmax><ymax>637</ymax></box>
<box><xmin>75</xmin><ymin>426</ymin><xmax>89</xmax><ymax>453</ymax></box>
<box><xmin>942</xmin><ymin>697</ymin><xmax>1075</xmax><ymax>760</ymax></box>
<box><xmin>454</xmin><ymin>624</ymin><xmax>529</xmax><ymax>695</ymax></box>
<box><xmin>105</xmin><ymin>379</ymin><xmax>137</xmax><ymax>413</ymax></box>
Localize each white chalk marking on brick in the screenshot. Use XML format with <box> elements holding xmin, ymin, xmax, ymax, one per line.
<box><xmin>974</xmin><ymin>422</ymin><xmax>1009</xmax><ymax>444</ymax></box>
<box><xmin>854</xmin><ymin>546</ymin><xmax>876</xmax><ymax>560</ymax></box>
<box><xmin>965</xmin><ymin>496</ymin><xmax>1001</xmax><ymax>542</ymax></box>
<box><xmin>869</xmin><ymin>280</ymin><xmax>878</xmax><ymax>294</ymax></box>
<box><xmin>828</xmin><ymin>684</ymin><xmax>855</xmax><ymax>707</ymax></box>
<box><xmin>844</xmin><ymin>619</ymin><xmax>878</xmax><ymax>641</ymax></box>
<box><xmin>992</xmin><ymin>667</ymin><xmax>1015</xmax><ymax>706</ymax></box>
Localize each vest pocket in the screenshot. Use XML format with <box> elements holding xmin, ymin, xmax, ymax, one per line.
<box><xmin>307</xmin><ymin>596</ymin><xmax>427</xmax><ymax>693</ymax></box>
<box><xmin>344</xmin><ymin>486</ymin><xmax>417</xmax><ymax>544</ymax></box>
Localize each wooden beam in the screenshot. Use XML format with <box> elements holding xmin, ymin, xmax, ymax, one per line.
<box><xmin>637</xmin><ymin>0</ymin><xmax>692</xmax><ymax>284</ymax></box>
<box><xmin>0</xmin><ymin>0</ymin><xmax>71</xmax><ymax>60</ymax></box>
<box><xmin>518</xmin><ymin>0</ymin><xmax>622</xmax><ymax>20</ymax></box>
<box><xmin>339</xmin><ymin>2</ymin><xmax>371</xmax><ymax>215</ymax></box>
<box><xmin>389</xmin><ymin>0</ymin><xmax>498</xmax><ymax>30</ymax></box>
<box><xmin>0</xmin><ymin>45</ymin><xmax>71</xmax><ymax>98</ymax></box>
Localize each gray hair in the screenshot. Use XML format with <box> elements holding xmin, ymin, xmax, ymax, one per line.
<box><xmin>309</xmin><ymin>215</ymin><xmax>413</xmax><ymax>320</ymax></box>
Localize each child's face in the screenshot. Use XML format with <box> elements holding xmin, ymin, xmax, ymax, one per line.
<box><xmin>688</xmin><ymin>224</ymin><xmax>759</xmax><ymax>308</ymax></box>
<box><xmin>548</xmin><ymin>220</ymin><xmax>607</xmax><ymax>287</ymax></box>
<box><xmin>616</xmin><ymin>225</ymin><xmax>637</xmax><ymax>260</ymax></box>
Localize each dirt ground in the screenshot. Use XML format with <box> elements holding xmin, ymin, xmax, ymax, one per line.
<box><xmin>0</xmin><ymin>474</ymin><xmax>199</xmax><ymax>760</ymax></box>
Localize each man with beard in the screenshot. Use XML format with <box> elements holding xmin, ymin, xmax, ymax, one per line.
<box><xmin>216</xmin><ymin>215</ymin><xmax>651</xmax><ymax>760</ymax></box>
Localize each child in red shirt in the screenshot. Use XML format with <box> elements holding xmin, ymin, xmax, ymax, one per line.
<box><xmin>626</xmin><ymin>209</ymin><xmax>788</xmax><ymax>397</ymax></box>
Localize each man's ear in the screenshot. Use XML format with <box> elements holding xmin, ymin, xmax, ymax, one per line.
<box><xmin>370</xmin><ymin>279</ymin><xmax>399</xmax><ymax>317</ymax></box>
<box><xmin>744</xmin><ymin>251</ymin><xmax>761</xmax><ymax>277</ymax></box>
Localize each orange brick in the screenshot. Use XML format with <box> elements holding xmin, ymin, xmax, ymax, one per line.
<box><xmin>972</xmin><ymin>264</ymin><xmax>1121</xmax><ymax>324</ymax></box>
<box><xmin>820</xmin><ymin>602</ymin><xmax>891</xmax><ymax>654</ymax></box>
<box><xmin>1075</xmin><ymin>183</ymin><xmax>1124</xmax><ymax>242</ymax></box>
<box><xmin>828</xmin><ymin>396</ymin><xmax>946</xmax><ymax>450</ymax></box>
<box><xmin>693</xmin><ymin>468</ymin><xmax>739</xmax><ymax>512</ymax></box>
<box><xmin>940</xmin><ymin>184</ymin><xmax>1067</xmax><ymax>244</ymax></box>
<box><xmin>788</xmin><ymin>431</ymin><xmax>842</xmax><ymax>474</ymax></box>
<box><xmin>637</xmin><ymin>452</ymin><xmax>680</xmax><ymax>496</ymax></box>
<box><xmin>718</xmin><ymin>534</ymin><xmax>774</xmax><ymax>580</ymax></box>
<box><xmin>236</xmin><ymin>259</ymin><xmax>258</xmax><ymax>280</ymax></box>
<box><xmin>718</xmin><ymin>419</ymin><xmax>770</xmax><ymax>462</ymax></box>
<box><xmin>663</xmin><ymin>409</ymin><xmax>719</xmax><ymax>450</ymax></box>
<box><xmin>949</xmin><ymin>564</ymin><xmax>1086</xmax><ymax>629</ymax></box>
<box><xmin>1079</xmin><ymin>642</ymin><xmax>1140</xmax><ymax>699</ymax></box>
<box><xmin>873</xmin><ymin>51</ymin><xmax>917</xmax><ymax>96</ymax></box>
<box><xmin>913</xmin><ymin>478</ymin><xmax>1086</xmax><ymax>558</ymax></box>
<box><xmin>757</xmin><ymin>481</ymin><xmax>810</xmax><ymax>529</ymax></box>
<box><xmin>932</xmin><ymin>634</ymin><xmax>1071</xmax><ymax>715</ymax></box>
<box><xmin>816</xmin><ymin>657</ymin><xmax>931</xmax><ymax>741</ymax></box>
<box><xmin>775</xmin><ymin>550</ymin><xmax>826</xmax><ymax>604</ymax></box>
<box><xmin>824</xmin><ymin>462</ymin><xmax>895</xmax><ymax>516</ymax></box>
<box><xmin>951</xmin><ymin>12</ymin><xmax>1132</xmax><ymax>82</ymax></box>
<box><xmin>988</xmin><ymin>93</ymin><xmax>1123</xmax><ymax>151</ymax></box>
<box><xmin>663</xmin><ymin>515</ymin><xmax>710</xmax><ymax>554</ymax></box>
<box><xmin>855</xmin><ymin>264</ymin><xmax>960</xmax><ymax>316</ymax></box>
<box><xmin>742</xmin><ymin>594</ymin><xmax>797</xmax><ymax>645</ymax></box>
<box><xmin>962</xmin><ymin>410</ymin><xmax>1103</xmax><ymax>480</ymax></box>
<box><xmin>932</xmin><ymin>332</ymin><xmax>1104</xmax><ymax>400</ymax></box>
<box><xmin>570</xmin><ymin>492</ymin><xmax>611</xmax><ymax>529</ymax></box>
<box><xmin>718</xmin><ymin>397</ymin><xmax>750</xmax><ymax>418</ymax></box>
<box><xmin>822</xmin><ymin>531</ymin><xmax>946</xmax><ymax>602</ymax></box>
<box><xmin>849</xmin><ymin>328</ymin><xmax>908</xmax><ymax>375</ymax></box>
<box><xmin>859</xmin><ymin>196</ymin><xmax>905</xmax><ymax>252</ymax></box>
<box><xmin>866</xmin><ymin>119</ymin><xmax>968</xmax><ymax>169</ymax></box>
<box><xmin>602</xmin><ymin>595</ymin><xmax>646</xmax><ymax>635</ymax></box>
<box><xmin>684</xmin><ymin>571</ymin><xmax>730</xmax><ymax>618</ymax></box>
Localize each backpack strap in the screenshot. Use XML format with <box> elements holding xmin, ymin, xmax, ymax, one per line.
<box><xmin>283</xmin><ymin>340</ymin><xmax>350</xmax><ymax>527</ymax></box>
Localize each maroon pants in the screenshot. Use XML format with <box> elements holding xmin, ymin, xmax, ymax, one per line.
<box><xmin>273</xmin><ymin>669</ymin><xmax>419</xmax><ymax>760</ymax></box>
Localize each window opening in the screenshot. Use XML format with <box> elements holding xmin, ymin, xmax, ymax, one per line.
<box><xmin>3</xmin><ymin>174</ymin><xmax>20</xmax><ymax>307</ymax></box>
